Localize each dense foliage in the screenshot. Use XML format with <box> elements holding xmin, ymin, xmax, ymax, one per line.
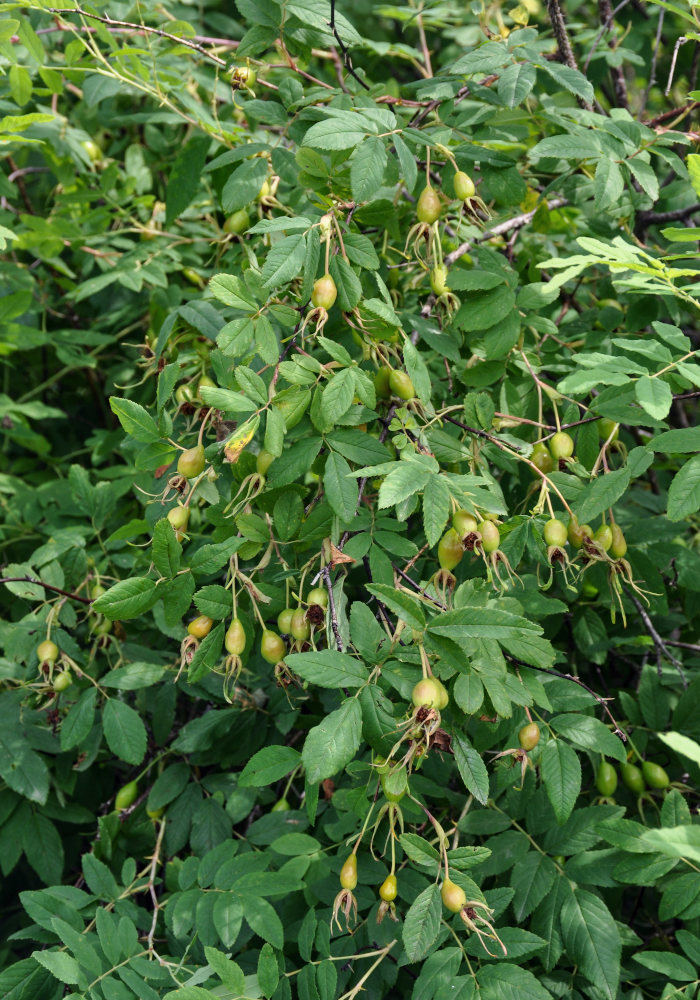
<box><xmin>2</xmin><ymin>1</ymin><xmax>700</xmax><ymax>998</ymax></box>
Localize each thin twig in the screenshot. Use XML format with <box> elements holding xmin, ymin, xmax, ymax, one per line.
<box><xmin>666</xmin><ymin>36</ymin><xmax>689</xmax><ymax>96</ymax></box>
<box><xmin>507</xmin><ymin>657</ymin><xmax>627</xmax><ymax>740</ymax></box>
<box><xmin>0</xmin><ymin>576</ymin><xmax>93</xmax><ymax>604</ymax></box>
<box><xmin>329</xmin><ymin>0</ymin><xmax>370</xmax><ymax>90</ymax></box>
<box><xmin>443</xmin><ymin>198</ymin><xmax>568</xmax><ymax>268</ymax></box>
<box><xmin>598</xmin><ymin>0</ymin><xmax>629</xmax><ymax>108</ymax></box>
<box><xmin>624</xmin><ymin>588</ymin><xmax>687</xmax><ymax>688</ymax></box>
<box><xmin>322</xmin><ymin>566</ymin><xmax>344</xmax><ymax>651</ymax></box>
<box><xmin>639</xmin><ymin>9</ymin><xmax>664</xmax><ymax>119</ymax></box>
<box><xmin>147</xmin><ymin>820</ymin><xmax>167</xmax><ymax>955</ymax></box>
<box><xmin>583</xmin><ymin>0</ymin><xmax>632</xmax><ymax>72</ymax></box>
<box><xmin>46</xmin><ymin>6</ymin><xmax>228</xmax><ymax>66</ymax></box>
<box><xmin>392</xmin><ymin>564</ymin><xmax>447</xmax><ymax>610</ymax></box>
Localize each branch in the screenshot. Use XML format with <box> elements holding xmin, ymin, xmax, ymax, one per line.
<box><xmin>507</xmin><ymin>657</ymin><xmax>627</xmax><ymax>741</ymax></box>
<box><xmin>46</xmin><ymin>6</ymin><xmax>228</xmax><ymax>66</ymax></box>
<box><xmin>598</xmin><ymin>0</ymin><xmax>629</xmax><ymax>109</ymax></box>
<box><xmin>147</xmin><ymin>819</ymin><xmax>167</xmax><ymax>956</ymax></box>
<box><xmin>328</xmin><ymin>0</ymin><xmax>370</xmax><ymax>90</ymax></box>
<box><xmin>443</xmin><ymin>198</ymin><xmax>568</xmax><ymax>268</ymax></box>
<box><xmin>637</xmin><ymin>203</ymin><xmax>700</xmax><ymax>226</ymax></box>
<box><xmin>624</xmin><ymin>588</ymin><xmax>687</xmax><ymax>688</ymax></box>
<box><xmin>0</xmin><ymin>576</ymin><xmax>93</xmax><ymax>604</ymax></box>
<box><xmin>322</xmin><ymin>566</ymin><xmax>344</xmax><ymax>651</ymax></box>
<box><xmin>638</xmin><ymin>8</ymin><xmax>664</xmax><ymax>119</ymax></box>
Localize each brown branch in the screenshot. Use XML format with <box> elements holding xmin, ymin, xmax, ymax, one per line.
<box><xmin>322</xmin><ymin>566</ymin><xmax>344</xmax><ymax>651</ymax></box>
<box><xmin>0</xmin><ymin>576</ymin><xmax>93</xmax><ymax>604</ymax></box>
<box><xmin>507</xmin><ymin>656</ymin><xmax>627</xmax><ymax>741</ymax></box>
<box><xmin>443</xmin><ymin>198</ymin><xmax>568</xmax><ymax>268</ymax></box>
<box><xmin>329</xmin><ymin>0</ymin><xmax>370</xmax><ymax>90</ymax></box>
<box><xmin>45</xmin><ymin>6</ymin><xmax>228</xmax><ymax>65</ymax></box>
<box><xmin>624</xmin><ymin>588</ymin><xmax>687</xmax><ymax>688</ymax></box>
<box><xmin>598</xmin><ymin>0</ymin><xmax>629</xmax><ymax>109</ymax></box>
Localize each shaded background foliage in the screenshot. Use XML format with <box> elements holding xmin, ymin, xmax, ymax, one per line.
<box><xmin>1</xmin><ymin>1</ymin><xmax>700</xmax><ymax>998</ymax></box>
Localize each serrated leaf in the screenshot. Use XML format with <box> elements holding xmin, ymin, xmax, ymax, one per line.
<box><xmin>109</xmin><ymin>396</ymin><xmax>160</xmax><ymax>443</ymax></box>
<box><xmin>285</xmin><ymin>650</ymin><xmax>368</xmax><ymax>688</ymax></box>
<box><xmin>550</xmin><ymin>714</ymin><xmax>626</xmax><ymax>762</ymax></box>
<box><xmin>540</xmin><ymin>739</ymin><xmax>581</xmax><ymax>824</ymax></box>
<box><xmin>166</xmin><ymin>135</ymin><xmax>210</xmax><ymax>225</ymax></box>
<box><xmin>321</xmin><ymin>368</ymin><xmax>355</xmax><ymax>424</ymax></box>
<box><xmin>423</xmin><ymin>475</ymin><xmax>451</xmax><ymax>547</ymax></box>
<box><xmin>208</xmin><ymin>274</ymin><xmax>258</xmax><ymax>310</ymax></box>
<box><xmin>634</xmin><ymin>375</ymin><xmax>672</xmax><ymax>421</ymax></box>
<box><xmin>239</xmin><ymin>745</ymin><xmax>301</xmax><ymax>787</ymax></box>
<box><xmin>261</xmin><ymin>234</ymin><xmax>306</xmax><ymax>288</ymax></box>
<box><xmin>573</xmin><ymin>467</ymin><xmax>631</xmax><ymax>524</ymax></box>
<box><xmin>365</xmin><ymin>583</ymin><xmax>425</xmax><ymax>629</ymax></box>
<box><xmin>402</xmin><ymin>885</ymin><xmax>442</xmax><ymax>962</ymax></box>
<box><xmin>92</xmin><ymin>577</ymin><xmax>158</xmax><ymax>620</ymax></box>
<box><xmin>667</xmin><ymin>455</ymin><xmax>700</xmax><ymax>521</ymax></box>
<box><xmin>102</xmin><ymin>699</ymin><xmax>147</xmax><ymax>765</ymax></box>
<box><xmin>453</xmin><ymin>732</ymin><xmax>489</xmax><ymax>804</ymax></box>
<box><xmin>152</xmin><ymin>518</ymin><xmax>181</xmax><ymax>578</ymax></box>
<box><xmin>560</xmin><ymin>889</ymin><xmax>621</xmax><ymax>999</ymax></box>
<box><xmin>351</xmin><ymin>136</ymin><xmax>387</xmax><ymax>202</ymax></box>
<box><xmin>302</xmin><ymin>699</ymin><xmax>362</xmax><ymax>784</ymax></box>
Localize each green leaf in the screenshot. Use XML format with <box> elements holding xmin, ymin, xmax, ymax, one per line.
<box><xmin>321</xmin><ymin>368</ymin><xmax>355</xmax><ymax>424</ymax></box>
<box><xmin>498</xmin><ymin>61</ymin><xmax>536</xmax><ymax>108</ymax></box>
<box><xmin>102</xmin><ymin>699</ymin><xmax>147</xmax><ymax>765</ymax></box>
<box><xmin>285</xmin><ymin>650</ymin><xmax>369</xmax><ymax>688</ymax></box>
<box><xmin>365</xmin><ymin>583</ymin><xmax>425</xmax><ymax>629</ymax></box>
<box><xmin>152</xmin><ymin>518</ymin><xmax>181</xmax><ymax>578</ymax></box>
<box><xmin>478</xmin><ymin>964</ymin><xmax>552</xmax><ymax>999</ymax></box>
<box><xmin>572</xmin><ymin>467</ymin><xmax>631</xmax><ymax>524</ymax></box>
<box><xmin>261</xmin><ymin>233</ymin><xmax>306</xmax><ymax>288</ymax></box>
<box><xmin>634</xmin><ymin>375</ymin><xmax>672</xmax><ymax>421</ymax></box>
<box><xmin>261</xmin><ymin>233</ymin><xmax>307</xmax><ymax>288</ymax></box>
<box><xmin>60</xmin><ymin>688</ymin><xmax>97</xmax><ymax>750</ymax></box>
<box><xmin>239</xmin><ymin>745</ymin><xmax>301</xmax><ymax>787</ymax></box>
<box><xmin>423</xmin><ymin>475</ymin><xmax>451</xmax><ymax>547</ymax></box>
<box><xmin>324</xmin><ymin>452</ymin><xmax>358</xmax><ymax>521</ymax></box>
<box><xmin>351</xmin><ymin>136</ymin><xmax>387</xmax><ymax>202</ymax></box>
<box><xmin>258</xmin><ymin>943</ymin><xmax>279</xmax><ymax>999</ymax></box>
<box><xmin>540</xmin><ymin>740</ymin><xmax>581</xmax><ymax>823</ymax></box>
<box><xmin>203</xmin><ymin>947</ymin><xmax>245</xmax><ymax>992</ymax></box>
<box><xmin>638</xmin><ymin>825</ymin><xmax>700</xmax><ymax>865</ymax></box>
<box><xmin>92</xmin><ymin>577</ymin><xmax>158</xmax><ymax>620</ymax></box>
<box><xmin>329</xmin><ymin>255</ymin><xmax>362</xmax><ymax>310</ymax></box>
<box><xmin>539</xmin><ymin>61</ymin><xmax>594</xmax><ymax>102</ymax></box>
<box><xmin>378</xmin><ymin>463</ymin><xmax>431</xmax><ymax>509</ymax></box>
<box><xmin>109</xmin><ymin>396</ymin><xmax>160</xmax><ymax>443</ymax></box>
<box><xmin>31</xmin><ymin>951</ymin><xmax>81</xmax><ymax>986</ymax></box>
<box><xmin>221</xmin><ymin>157</ymin><xmax>269</xmax><ymax>214</ymax></box>
<box><xmin>304</xmin><ymin>118</ymin><xmax>367</xmax><ymax>150</ymax></box>
<box><xmin>594</xmin><ymin>158</ymin><xmax>624</xmax><ymax>212</ymax></box>
<box><xmin>510</xmin><ymin>852</ymin><xmax>557</xmax><ymax>922</ymax></box>
<box><xmin>634</xmin><ymin>951</ymin><xmax>697</xmax><ymax>981</ymax></box>
<box><xmin>0</xmin><ymin>730</ymin><xmax>49</xmax><ymax>804</ymax></box>
<box><xmin>302</xmin><ymin>699</ymin><xmax>363</xmax><ymax>783</ymax></box>
<box><xmin>188</xmin><ymin>623</ymin><xmax>225</xmax><ymax>684</ymax></box>
<box><xmin>165</xmin><ymin>135</ymin><xmax>210</xmax><ymax>225</ymax></box>
<box><xmin>453</xmin><ymin>732</ymin><xmax>489</xmax><ymax>804</ymax></box>
<box><xmin>402</xmin><ymin>884</ymin><xmax>442</xmax><ymax>962</ymax></box>
<box><xmin>560</xmin><ymin>889</ymin><xmax>621</xmax><ymax>1000</ymax></box>
<box><xmin>648</xmin><ymin>427</ymin><xmax>700</xmax><ymax>452</ymax></box>
<box><xmin>667</xmin><ymin>455</ymin><xmax>700</xmax><ymax>521</ymax></box>
<box><xmin>208</xmin><ymin>274</ymin><xmax>258</xmax><ymax>310</ymax></box>
<box><xmin>550</xmin><ymin>714</ymin><xmax>626</xmax><ymax>763</ymax></box>
<box><xmin>657</xmin><ymin>730</ymin><xmax>700</xmax><ymax>765</ymax></box>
